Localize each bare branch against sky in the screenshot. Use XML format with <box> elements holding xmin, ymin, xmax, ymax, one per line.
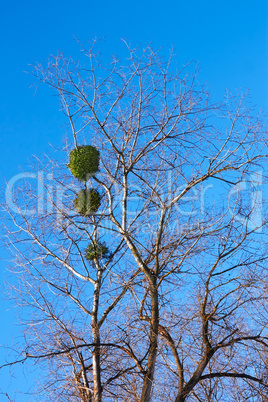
<box><xmin>1</xmin><ymin>39</ymin><xmax>268</xmax><ymax>401</ymax></box>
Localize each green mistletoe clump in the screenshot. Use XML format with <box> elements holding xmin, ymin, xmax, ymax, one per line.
<box><xmin>85</xmin><ymin>241</ymin><xmax>110</xmax><ymax>261</ymax></box>
<box><xmin>69</xmin><ymin>145</ymin><xmax>99</xmax><ymax>181</ymax></box>
<box><xmin>74</xmin><ymin>189</ymin><xmax>101</xmax><ymax>216</ymax></box>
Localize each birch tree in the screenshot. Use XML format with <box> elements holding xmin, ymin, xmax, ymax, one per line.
<box><xmin>2</xmin><ymin>41</ymin><xmax>268</xmax><ymax>401</ymax></box>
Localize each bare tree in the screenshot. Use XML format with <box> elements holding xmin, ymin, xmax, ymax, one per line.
<box><xmin>2</xmin><ymin>41</ymin><xmax>268</xmax><ymax>401</ymax></box>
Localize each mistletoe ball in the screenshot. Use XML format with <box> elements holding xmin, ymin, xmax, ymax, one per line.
<box><xmin>85</xmin><ymin>241</ymin><xmax>110</xmax><ymax>261</ymax></box>
<box><xmin>74</xmin><ymin>189</ymin><xmax>101</xmax><ymax>216</ymax></box>
<box><xmin>69</xmin><ymin>145</ymin><xmax>99</xmax><ymax>181</ymax></box>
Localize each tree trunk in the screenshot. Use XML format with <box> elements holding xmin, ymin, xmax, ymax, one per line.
<box><xmin>140</xmin><ymin>276</ymin><xmax>159</xmax><ymax>402</ymax></box>
<box><xmin>92</xmin><ymin>326</ymin><xmax>102</xmax><ymax>402</ymax></box>
<box><xmin>175</xmin><ymin>396</ymin><xmax>186</xmax><ymax>402</ymax></box>
<box><xmin>92</xmin><ymin>275</ymin><xmax>102</xmax><ymax>401</ymax></box>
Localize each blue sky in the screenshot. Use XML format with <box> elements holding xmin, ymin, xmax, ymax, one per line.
<box><xmin>0</xmin><ymin>0</ymin><xmax>267</xmax><ymax>399</ymax></box>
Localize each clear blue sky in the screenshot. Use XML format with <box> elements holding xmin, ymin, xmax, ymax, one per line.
<box><xmin>0</xmin><ymin>0</ymin><xmax>267</xmax><ymax>399</ymax></box>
